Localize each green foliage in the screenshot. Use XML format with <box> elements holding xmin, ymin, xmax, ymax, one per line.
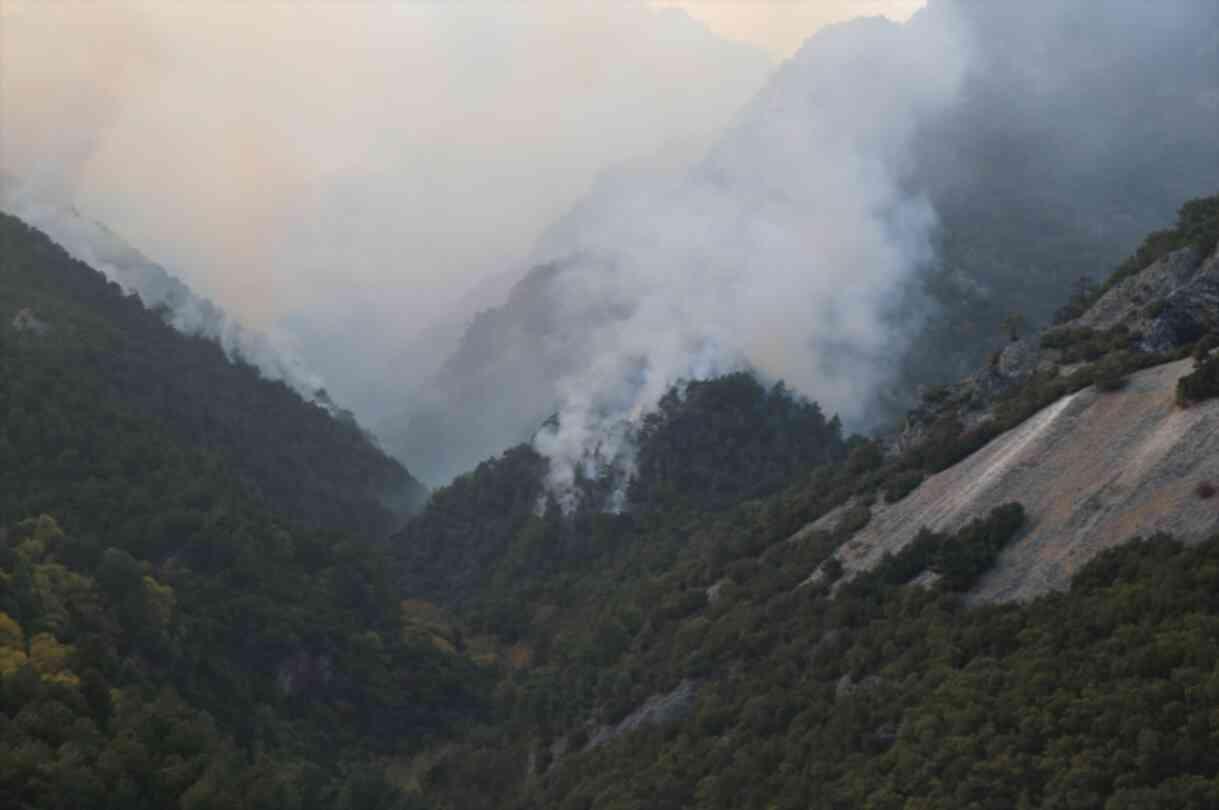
<box><xmin>395</xmin><ymin>373</ymin><xmax>846</xmax><ymax>625</ymax></box>
<box><xmin>1094</xmin><ymin>351</ymin><xmax>1134</xmax><ymax>392</ymax></box>
<box><xmin>8</xmin><ymin>182</ymin><xmax>1219</xmax><ymax>810</ymax></box>
<box><xmin>629</xmin><ymin>375</ymin><xmax>846</xmax><ymax>510</ymax></box>
<box><xmin>500</xmin><ymin>533</ymin><xmax>1219</xmax><ymax>810</ymax></box>
<box><xmin>0</xmin><ymin>217</ymin><xmax>487</xmax><ymax>806</ymax></box>
<box><xmin>396</xmin><ymin>445</ymin><xmax>551</xmax><ymax>609</ymax></box>
<box><xmin>1194</xmin><ymin>335</ymin><xmax>1219</xmax><ymax>365</ymax></box>
<box><xmin>868</xmin><ymin>503</ymin><xmax>1025</xmax><ymax>592</ymax></box>
<box><xmin>0</xmin><ymin>213</ymin><xmax>425</xmax><ymax>539</ymax></box>
<box><xmin>1040</xmin><ymin>323</ymin><xmax>1138</xmax><ymax>365</ymax></box>
<box><xmin>1177</xmin><ymin>354</ymin><xmax>1219</xmax><ymax>406</ymax></box>
<box><xmin>883</xmin><ymin>470</ymin><xmax>924</xmax><ymax>503</ymax></box>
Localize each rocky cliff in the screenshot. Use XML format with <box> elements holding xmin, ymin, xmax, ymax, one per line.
<box><xmin>825</xmin><ymin>358</ymin><xmax>1219</xmax><ymax>602</ymax></box>
<box><xmin>806</xmin><ymin>241</ymin><xmax>1219</xmax><ymax>603</ymax></box>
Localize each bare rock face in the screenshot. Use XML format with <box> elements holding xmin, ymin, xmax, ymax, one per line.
<box><xmin>1078</xmin><ymin>246</ymin><xmax>1219</xmax><ymax>352</ymax></box>
<box><xmin>815</xmin><ymin>245</ymin><xmax>1219</xmax><ymax>605</ymax></box>
<box><xmin>890</xmin><ymin>337</ymin><xmax>1041</xmax><ymax>456</ymax></box>
<box><xmin>890</xmin><ymin>246</ymin><xmax>1219</xmax><ymax>460</ymax></box>
<box><xmin>586</xmin><ymin>679</ymin><xmax>699</xmax><ymax>751</ymax></box>
<box><xmin>825</xmin><ymin>359</ymin><xmax>1219</xmax><ymax>604</ymax></box>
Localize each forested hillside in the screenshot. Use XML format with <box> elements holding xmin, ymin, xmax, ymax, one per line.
<box><xmin>0</xmin><ymin>216</ymin><xmax>476</xmax><ymax>808</ymax></box>
<box><xmin>0</xmin><ymin>214</ymin><xmax>426</xmax><ymax>536</ymax></box>
<box><xmin>5</xmin><ymin>173</ymin><xmax>1219</xmax><ymax>806</ymax></box>
<box><xmin>390</xmin><ymin>195</ymin><xmax>1219</xmax><ymax>809</ymax></box>
<box><xmin>395</xmin><ymin>372</ymin><xmax>846</xmax><ymax>613</ymax></box>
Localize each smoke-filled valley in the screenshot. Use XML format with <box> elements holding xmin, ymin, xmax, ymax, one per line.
<box><xmin>7</xmin><ymin>2</ymin><xmax>1219</xmax><ymax>808</ymax></box>
<box><xmin>5</xmin><ymin>1</ymin><xmax>1218</xmax><ymax>491</ymax></box>
<box><xmin>392</xmin><ymin>0</ymin><xmax>1219</xmax><ymax>488</ymax></box>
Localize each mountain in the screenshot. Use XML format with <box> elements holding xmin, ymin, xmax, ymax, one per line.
<box><xmin>810</xmin><ymin>234</ymin><xmax>1219</xmax><ymax>603</ymax></box>
<box><xmin>387</xmin><ymin>193</ymin><xmax>1219</xmax><ymax>809</ymax></box>
<box><xmin>0</xmin><ymin>212</ymin><xmax>427</xmax><ymax>536</ymax></box>
<box><xmin>388</xmin><ymin>0</ymin><xmax>1219</xmax><ymax>486</ymax></box>
<box><xmin>1</xmin><ymin>214</ymin><xmax>464</xmax><ymax>808</ymax></box>
<box><xmin>4</xmin><ymin>5</ymin><xmax>1219</xmax><ymax>807</ymax></box>
<box><xmin>393</xmin><ymin>372</ymin><xmax>848</xmax><ymax>611</ymax></box>
<box><xmin>0</xmin><ymin>177</ymin><xmax>330</xmax><ymax>404</ymax></box>
<box><xmin>8</xmin><ymin>181</ymin><xmax>1219</xmax><ymax>806</ymax></box>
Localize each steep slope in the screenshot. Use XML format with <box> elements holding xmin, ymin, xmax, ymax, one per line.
<box><xmin>809</xmin><ymin>210</ymin><xmax>1219</xmax><ymax>602</ymax></box>
<box><xmin>1</xmin><ymin>213</ymin><xmax>427</xmax><ymax>537</ymax></box>
<box><xmin>390</xmin><ymin>195</ymin><xmax>1219</xmax><ymax>810</ymax></box>
<box><xmin>1</xmin><ymin>215</ymin><xmax>473</xmax><ymax>808</ymax></box>
<box><xmin>395</xmin><ymin>373</ymin><xmax>846</xmax><ymax>610</ymax></box>
<box><xmin>1</xmin><ymin>177</ymin><xmax>326</xmax><ymax>401</ymax></box>
<box><xmin>823</xmin><ymin>357</ymin><xmax>1219</xmax><ymax>602</ymax></box>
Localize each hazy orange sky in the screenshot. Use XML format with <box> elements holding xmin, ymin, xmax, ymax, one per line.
<box><xmin>0</xmin><ymin>0</ymin><xmax>924</xmax><ymax>332</ymax></box>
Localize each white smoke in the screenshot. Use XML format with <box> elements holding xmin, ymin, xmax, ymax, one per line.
<box><xmin>0</xmin><ymin>1</ymin><xmax>773</xmax><ymax>432</ymax></box>
<box><xmin>1</xmin><ymin>177</ymin><xmax>327</xmax><ymax>402</ymax></box>
<box><xmin>529</xmin><ymin>9</ymin><xmax>972</xmax><ymax>500</ymax></box>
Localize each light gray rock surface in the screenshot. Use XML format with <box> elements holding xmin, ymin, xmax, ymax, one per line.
<box><xmin>1076</xmin><ymin>246</ymin><xmax>1219</xmax><ymax>352</ymax></box>
<box><xmin>823</xmin><ymin>358</ymin><xmax>1219</xmax><ymax>603</ymax></box>
<box><xmin>586</xmin><ymin>679</ymin><xmax>700</xmax><ymax>751</ymax></box>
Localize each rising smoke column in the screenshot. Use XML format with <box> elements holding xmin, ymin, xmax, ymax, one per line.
<box><xmin>531</xmin><ymin>8</ymin><xmax>973</xmax><ymax>500</ymax></box>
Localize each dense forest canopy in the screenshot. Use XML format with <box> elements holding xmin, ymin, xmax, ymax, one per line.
<box><xmin>1</xmin><ymin>216</ymin><xmax>476</xmax><ymax>807</ymax></box>
<box><xmin>384</xmin><ymin>193</ymin><xmax>1219</xmax><ymax>809</ymax></box>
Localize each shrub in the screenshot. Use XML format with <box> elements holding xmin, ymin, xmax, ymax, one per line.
<box><xmin>1193</xmin><ymin>334</ymin><xmax>1218</xmax><ymax>366</ymax></box>
<box><xmin>1093</xmin><ymin>353</ymin><xmax>1132</xmax><ymax>392</ymax></box>
<box><xmin>884</xmin><ymin>470</ymin><xmax>924</xmax><ymax>504</ymax></box>
<box><xmin>1197</xmin><ymin>481</ymin><xmax>1217</xmax><ymax>500</ymax></box>
<box><xmin>1177</xmin><ymin>355</ymin><xmax>1219</xmax><ymax>406</ymax></box>
<box><xmin>838</xmin><ymin>506</ymin><xmax>872</xmax><ymax>535</ymax></box>
<box><xmin>1143</xmin><ymin>300</ymin><xmax>1168</xmax><ymax>319</ymax></box>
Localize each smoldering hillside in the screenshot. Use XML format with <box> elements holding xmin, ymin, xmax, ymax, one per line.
<box><xmin>389</xmin><ymin>0</ymin><xmax>1219</xmax><ymax>488</ymax></box>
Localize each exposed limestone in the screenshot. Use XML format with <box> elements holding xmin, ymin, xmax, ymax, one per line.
<box><xmin>822</xmin><ymin>359</ymin><xmax>1219</xmax><ymax>604</ymax></box>
<box><xmin>890</xmin><ymin>246</ymin><xmax>1219</xmax><ymax>459</ymax></box>
<box><xmin>1077</xmin><ymin>246</ymin><xmax>1219</xmax><ymax>352</ymax></box>
<box><xmin>890</xmin><ymin>336</ymin><xmax>1045</xmax><ymax>456</ymax></box>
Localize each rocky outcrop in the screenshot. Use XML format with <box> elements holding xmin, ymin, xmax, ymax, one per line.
<box><xmin>890</xmin><ymin>336</ymin><xmax>1046</xmax><ymax>455</ymax></box>
<box><xmin>890</xmin><ymin>245</ymin><xmax>1219</xmax><ymax>458</ymax></box>
<box><xmin>586</xmin><ymin>679</ymin><xmax>700</xmax><ymax>751</ymax></box>
<box><xmin>821</xmin><ymin>359</ymin><xmax>1219</xmax><ymax>604</ymax></box>
<box><xmin>1077</xmin><ymin>246</ymin><xmax>1219</xmax><ymax>353</ymax></box>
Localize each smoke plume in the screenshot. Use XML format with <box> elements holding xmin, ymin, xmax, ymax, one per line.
<box><xmin>526</xmin><ymin>9</ymin><xmax>971</xmax><ymax>497</ymax></box>
<box><xmin>399</xmin><ymin>0</ymin><xmax>1219</xmax><ymax>491</ymax></box>
<box><xmin>5</xmin><ymin>1</ymin><xmax>1217</xmax><ymax>496</ymax></box>
<box><xmin>0</xmin><ymin>0</ymin><xmax>772</xmax><ymax>427</ymax></box>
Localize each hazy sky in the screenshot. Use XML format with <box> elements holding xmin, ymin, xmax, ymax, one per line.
<box><xmin>0</xmin><ymin>0</ymin><xmax>924</xmax><ymax>437</ymax></box>
<box><xmin>655</xmin><ymin>1</ymin><xmax>925</xmax><ymax>56</ymax></box>
<box><xmin>1</xmin><ymin>1</ymin><xmax>922</xmax><ymax>327</ymax></box>
<box><xmin>0</xmin><ymin>2</ymin><xmax>773</xmax><ymax>323</ymax></box>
